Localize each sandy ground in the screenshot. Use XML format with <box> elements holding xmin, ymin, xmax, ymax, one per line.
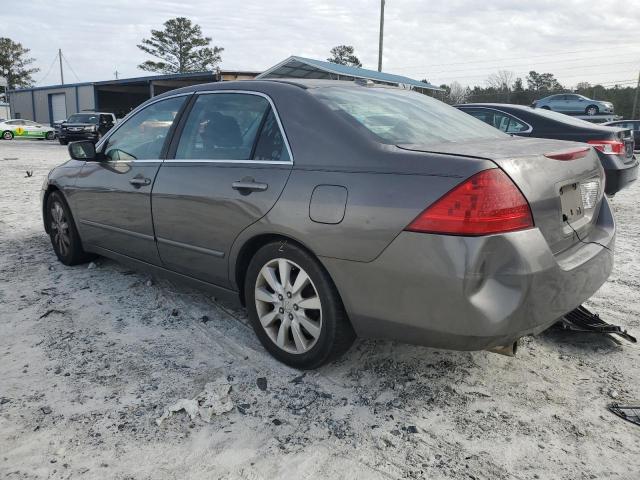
<box><xmin>1</xmin><ymin>140</ymin><xmax>639</xmax><ymax>480</ymax></box>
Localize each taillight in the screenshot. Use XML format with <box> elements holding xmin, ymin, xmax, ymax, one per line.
<box><xmin>405</xmin><ymin>168</ymin><xmax>533</xmax><ymax>236</ymax></box>
<box><xmin>588</xmin><ymin>140</ymin><xmax>624</xmax><ymax>155</ymax></box>
<box><xmin>544</xmin><ymin>147</ymin><xmax>590</xmax><ymax>161</ymax></box>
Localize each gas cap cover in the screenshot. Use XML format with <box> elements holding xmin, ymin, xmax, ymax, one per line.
<box><xmin>309</xmin><ymin>185</ymin><xmax>348</xmax><ymax>224</ymax></box>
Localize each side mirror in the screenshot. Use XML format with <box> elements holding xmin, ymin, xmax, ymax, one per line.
<box><xmin>69</xmin><ymin>140</ymin><xmax>97</xmax><ymax>161</ymax></box>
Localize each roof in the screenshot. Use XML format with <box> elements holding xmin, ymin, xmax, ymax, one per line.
<box><xmin>8</xmin><ymin>70</ymin><xmax>260</xmax><ymax>93</ymax></box>
<box><xmin>257</xmin><ymin>56</ymin><xmax>441</xmax><ymax>91</ymax></box>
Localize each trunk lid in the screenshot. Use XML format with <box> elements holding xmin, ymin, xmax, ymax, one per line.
<box><xmin>398</xmin><ymin>137</ymin><xmax>605</xmax><ymax>254</ymax></box>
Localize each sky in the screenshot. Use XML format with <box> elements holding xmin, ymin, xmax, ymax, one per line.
<box><xmin>3</xmin><ymin>0</ymin><xmax>640</xmax><ymax>89</ymax></box>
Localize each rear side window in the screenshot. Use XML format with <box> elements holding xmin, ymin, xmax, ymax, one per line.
<box><xmin>253</xmin><ymin>109</ymin><xmax>290</xmax><ymax>162</ymax></box>
<box><xmin>465</xmin><ymin>109</ymin><xmax>528</xmax><ymax>134</ymax></box>
<box><xmin>311</xmin><ymin>86</ymin><xmax>505</xmax><ymax>145</ymax></box>
<box><xmin>175</xmin><ymin>93</ymin><xmax>274</xmax><ymax>161</ymax></box>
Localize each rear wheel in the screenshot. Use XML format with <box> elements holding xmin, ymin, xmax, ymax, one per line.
<box><xmin>46</xmin><ymin>131</ymin><xmax>55</xmax><ymax>140</ymax></box>
<box><xmin>2</xmin><ymin>131</ymin><xmax>13</xmax><ymax>140</ymax></box>
<box><xmin>46</xmin><ymin>191</ymin><xmax>95</xmax><ymax>265</ymax></box>
<box><xmin>586</xmin><ymin>105</ymin><xmax>599</xmax><ymax>116</ymax></box>
<box><xmin>58</xmin><ymin>138</ymin><xmax>68</xmax><ymax>145</ymax></box>
<box><xmin>245</xmin><ymin>241</ymin><xmax>355</xmax><ymax>369</ymax></box>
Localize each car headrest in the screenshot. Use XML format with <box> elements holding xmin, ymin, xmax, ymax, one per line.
<box><xmin>202</xmin><ymin>111</ymin><xmax>242</xmax><ymax>148</ymax></box>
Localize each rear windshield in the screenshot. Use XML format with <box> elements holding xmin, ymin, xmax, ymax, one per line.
<box><xmin>529</xmin><ymin>107</ymin><xmax>609</xmax><ymax>128</ymax></box>
<box><xmin>67</xmin><ymin>114</ymin><xmax>99</xmax><ymax>124</ymax></box>
<box><xmin>310</xmin><ymin>86</ymin><xmax>506</xmax><ymax>145</ymax></box>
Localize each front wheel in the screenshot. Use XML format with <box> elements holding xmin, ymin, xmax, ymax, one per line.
<box><xmin>245</xmin><ymin>241</ymin><xmax>355</xmax><ymax>369</ymax></box>
<box><xmin>586</xmin><ymin>105</ymin><xmax>599</xmax><ymax>116</ymax></box>
<box><xmin>46</xmin><ymin>191</ymin><xmax>95</xmax><ymax>265</ymax></box>
<box><xmin>2</xmin><ymin>131</ymin><xmax>13</xmax><ymax>140</ymax></box>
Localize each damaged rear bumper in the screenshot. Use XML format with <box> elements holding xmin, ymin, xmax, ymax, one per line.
<box><xmin>321</xmin><ymin>198</ymin><xmax>615</xmax><ymax>351</ymax></box>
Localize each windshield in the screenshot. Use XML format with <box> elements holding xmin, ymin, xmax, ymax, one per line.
<box><xmin>310</xmin><ymin>86</ymin><xmax>506</xmax><ymax>145</ymax></box>
<box><xmin>67</xmin><ymin>113</ymin><xmax>99</xmax><ymax>124</ymax></box>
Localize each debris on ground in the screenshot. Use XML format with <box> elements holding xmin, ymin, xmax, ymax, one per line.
<box><xmin>256</xmin><ymin>377</ymin><xmax>268</xmax><ymax>391</ymax></box>
<box><xmin>87</xmin><ymin>262</ymin><xmax>97</xmax><ymax>269</ymax></box>
<box><xmin>39</xmin><ymin>309</ymin><xmax>65</xmax><ymax>319</ymax></box>
<box><xmin>41</xmin><ymin>406</ymin><xmax>52</xmax><ymax>414</ymax></box>
<box><xmin>156</xmin><ymin>381</ymin><xmax>233</xmax><ymax>425</ymax></box>
<box><xmin>608</xmin><ymin>404</ymin><xmax>640</xmax><ymax>427</ymax></box>
<box><xmin>559</xmin><ymin>305</ymin><xmax>637</xmax><ymax>344</ymax></box>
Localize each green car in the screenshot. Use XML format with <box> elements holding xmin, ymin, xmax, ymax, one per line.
<box><xmin>1</xmin><ymin>119</ymin><xmax>56</xmax><ymax>140</ymax></box>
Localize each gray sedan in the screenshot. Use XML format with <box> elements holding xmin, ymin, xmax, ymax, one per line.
<box><xmin>42</xmin><ymin>79</ymin><xmax>615</xmax><ymax>368</ymax></box>
<box><xmin>533</xmin><ymin>93</ymin><xmax>614</xmax><ymax>116</ymax></box>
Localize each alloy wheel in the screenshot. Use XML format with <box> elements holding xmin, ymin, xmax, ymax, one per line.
<box><xmin>3</xmin><ymin>131</ymin><xmax>13</xmax><ymax>140</ymax></box>
<box><xmin>50</xmin><ymin>202</ymin><xmax>71</xmax><ymax>257</ymax></box>
<box><xmin>254</xmin><ymin>258</ymin><xmax>323</xmax><ymax>354</ymax></box>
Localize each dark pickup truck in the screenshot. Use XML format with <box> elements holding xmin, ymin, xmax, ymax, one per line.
<box><xmin>58</xmin><ymin>112</ymin><xmax>116</xmax><ymax>145</ymax></box>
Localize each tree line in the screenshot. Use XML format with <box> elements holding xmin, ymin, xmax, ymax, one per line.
<box><xmin>434</xmin><ymin>70</ymin><xmax>638</xmax><ymax>119</ymax></box>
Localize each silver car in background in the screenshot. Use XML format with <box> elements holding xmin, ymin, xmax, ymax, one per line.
<box><xmin>41</xmin><ymin>80</ymin><xmax>615</xmax><ymax>369</ymax></box>
<box><xmin>533</xmin><ymin>94</ymin><xmax>614</xmax><ymax>116</ymax></box>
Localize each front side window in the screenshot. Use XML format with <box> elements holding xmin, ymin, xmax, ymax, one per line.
<box><xmin>176</xmin><ymin>93</ymin><xmax>278</xmax><ymax>161</ymax></box>
<box><xmin>103</xmin><ymin>96</ymin><xmax>186</xmax><ymax>161</ymax></box>
<box><xmin>311</xmin><ymin>86</ymin><xmax>505</xmax><ymax>145</ymax></box>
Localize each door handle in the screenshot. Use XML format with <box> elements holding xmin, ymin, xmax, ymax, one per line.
<box><xmin>129</xmin><ymin>177</ymin><xmax>151</xmax><ymax>187</ymax></box>
<box><xmin>232</xmin><ymin>180</ymin><xmax>268</xmax><ymax>193</ymax></box>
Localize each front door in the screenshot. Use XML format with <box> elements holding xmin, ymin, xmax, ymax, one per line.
<box><xmin>22</xmin><ymin>120</ymin><xmax>47</xmax><ymax>138</ymax></box>
<box><xmin>72</xmin><ymin>95</ymin><xmax>189</xmax><ymax>265</ymax></box>
<box><xmin>151</xmin><ymin>92</ymin><xmax>293</xmax><ymax>287</ymax></box>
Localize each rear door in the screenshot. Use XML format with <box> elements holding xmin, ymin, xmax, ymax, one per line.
<box><xmin>556</xmin><ymin>95</ymin><xmax>572</xmax><ymax>112</ymax></box>
<box><xmin>152</xmin><ymin>91</ymin><xmax>293</xmax><ymax>288</ymax></box>
<box><xmin>72</xmin><ymin>94</ymin><xmax>189</xmax><ymax>264</ymax></box>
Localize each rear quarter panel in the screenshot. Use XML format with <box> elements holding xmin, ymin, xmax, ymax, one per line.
<box><xmin>228</xmin><ymin>149</ymin><xmax>495</xmax><ymax>287</ymax></box>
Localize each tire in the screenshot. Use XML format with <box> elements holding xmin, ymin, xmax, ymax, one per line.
<box><xmin>2</xmin><ymin>130</ymin><xmax>13</xmax><ymax>140</ymax></box>
<box><xmin>244</xmin><ymin>241</ymin><xmax>355</xmax><ymax>369</ymax></box>
<box><xmin>58</xmin><ymin>139</ymin><xmax>68</xmax><ymax>145</ymax></box>
<box><xmin>46</xmin><ymin>191</ymin><xmax>95</xmax><ymax>266</ymax></box>
<box><xmin>46</xmin><ymin>131</ymin><xmax>55</xmax><ymax>140</ymax></box>
<box><xmin>586</xmin><ymin>105</ymin><xmax>599</xmax><ymax>116</ymax></box>
<box><xmin>540</xmin><ymin>106</ymin><xmax>551</xmax><ymax>110</ymax></box>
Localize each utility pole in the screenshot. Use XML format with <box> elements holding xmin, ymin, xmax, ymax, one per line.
<box><xmin>58</xmin><ymin>49</ymin><xmax>64</xmax><ymax>85</ymax></box>
<box><xmin>378</xmin><ymin>0</ymin><xmax>385</xmax><ymax>72</ymax></box>
<box><xmin>633</xmin><ymin>69</ymin><xmax>640</xmax><ymax>120</ymax></box>
<box><xmin>114</xmin><ymin>70</ymin><xmax>119</xmax><ymax>80</ymax></box>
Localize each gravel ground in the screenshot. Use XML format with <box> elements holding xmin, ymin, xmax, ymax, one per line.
<box><xmin>1</xmin><ymin>140</ymin><xmax>639</xmax><ymax>480</ymax></box>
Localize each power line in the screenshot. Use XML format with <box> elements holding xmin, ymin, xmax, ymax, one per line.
<box><xmin>425</xmin><ymin>59</ymin><xmax>638</xmax><ymax>79</ymax></box>
<box><xmin>390</xmin><ymin>44</ymin><xmax>640</xmax><ymax>70</ymax></box>
<box><xmin>36</xmin><ymin>54</ymin><xmax>59</xmax><ymax>85</ymax></box>
<box><xmin>430</xmin><ymin>68</ymin><xmax>638</xmax><ymax>83</ymax></box>
<box><xmin>61</xmin><ymin>52</ymin><xmax>82</xmax><ymax>83</ymax></box>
